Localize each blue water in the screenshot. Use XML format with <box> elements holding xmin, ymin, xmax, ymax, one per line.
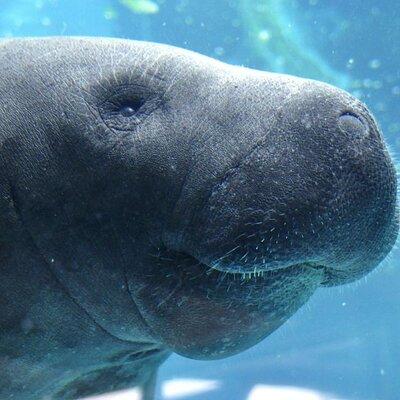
<box><xmin>1</xmin><ymin>1</ymin><xmax>399</xmax><ymax>399</ymax></box>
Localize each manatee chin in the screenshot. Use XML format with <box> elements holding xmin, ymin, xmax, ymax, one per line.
<box><xmin>128</xmin><ymin>246</ymin><xmax>326</xmax><ymax>360</ymax></box>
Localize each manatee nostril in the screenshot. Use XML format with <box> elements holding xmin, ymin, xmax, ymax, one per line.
<box><xmin>338</xmin><ymin>112</ymin><xmax>370</xmax><ymax>139</ymax></box>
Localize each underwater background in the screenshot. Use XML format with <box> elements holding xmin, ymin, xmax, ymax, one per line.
<box><xmin>1</xmin><ymin>1</ymin><xmax>399</xmax><ymax>399</ymax></box>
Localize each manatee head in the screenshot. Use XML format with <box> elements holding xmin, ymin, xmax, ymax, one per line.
<box><xmin>2</xmin><ymin>38</ymin><xmax>397</xmax><ymax>361</ymax></box>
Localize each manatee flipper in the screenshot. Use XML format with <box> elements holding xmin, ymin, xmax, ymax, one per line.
<box><xmin>141</xmin><ymin>369</ymin><xmax>158</xmax><ymax>400</ymax></box>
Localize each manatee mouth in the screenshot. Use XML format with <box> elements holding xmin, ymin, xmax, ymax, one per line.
<box><xmin>215</xmin><ymin>261</ymin><xmax>332</xmax><ymax>285</ymax></box>
<box><xmin>174</xmin><ymin>249</ymin><xmax>332</xmax><ymax>285</ymax></box>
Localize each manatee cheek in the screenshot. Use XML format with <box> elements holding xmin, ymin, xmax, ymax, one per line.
<box><xmin>128</xmin><ymin>257</ymin><xmax>324</xmax><ymax>359</ymax></box>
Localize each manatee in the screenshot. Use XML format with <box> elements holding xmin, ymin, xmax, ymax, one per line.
<box><xmin>0</xmin><ymin>37</ymin><xmax>397</xmax><ymax>400</ymax></box>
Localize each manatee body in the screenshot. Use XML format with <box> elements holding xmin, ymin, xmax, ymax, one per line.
<box><xmin>0</xmin><ymin>37</ymin><xmax>397</xmax><ymax>400</ymax></box>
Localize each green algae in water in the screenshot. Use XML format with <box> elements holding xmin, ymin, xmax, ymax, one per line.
<box><xmin>239</xmin><ymin>0</ymin><xmax>350</xmax><ymax>89</ymax></box>
<box><xmin>120</xmin><ymin>0</ymin><xmax>160</xmax><ymax>15</ymax></box>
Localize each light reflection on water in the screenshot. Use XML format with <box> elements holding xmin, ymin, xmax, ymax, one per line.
<box><xmin>81</xmin><ymin>380</ymin><xmax>344</xmax><ymax>400</ymax></box>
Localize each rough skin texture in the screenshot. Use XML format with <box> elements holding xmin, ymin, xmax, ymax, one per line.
<box><xmin>0</xmin><ymin>37</ymin><xmax>397</xmax><ymax>399</ymax></box>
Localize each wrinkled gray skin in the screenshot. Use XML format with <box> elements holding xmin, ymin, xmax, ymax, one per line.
<box><xmin>0</xmin><ymin>37</ymin><xmax>397</xmax><ymax>400</ymax></box>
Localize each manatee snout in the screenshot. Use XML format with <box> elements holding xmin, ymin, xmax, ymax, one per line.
<box><xmin>167</xmin><ymin>78</ymin><xmax>398</xmax><ymax>287</ymax></box>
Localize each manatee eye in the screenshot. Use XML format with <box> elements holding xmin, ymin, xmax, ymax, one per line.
<box><xmin>98</xmin><ymin>85</ymin><xmax>161</xmax><ymax>131</ymax></box>
<box><xmin>118</xmin><ymin>98</ymin><xmax>145</xmax><ymax>117</ymax></box>
<box><xmin>120</xmin><ymin>106</ymin><xmax>136</xmax><ymax>117</ymax></box>
<box><xmin>338</xmin><ymin>112</ymin><xmax>369</xmax><ymax>138</ymax></box>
